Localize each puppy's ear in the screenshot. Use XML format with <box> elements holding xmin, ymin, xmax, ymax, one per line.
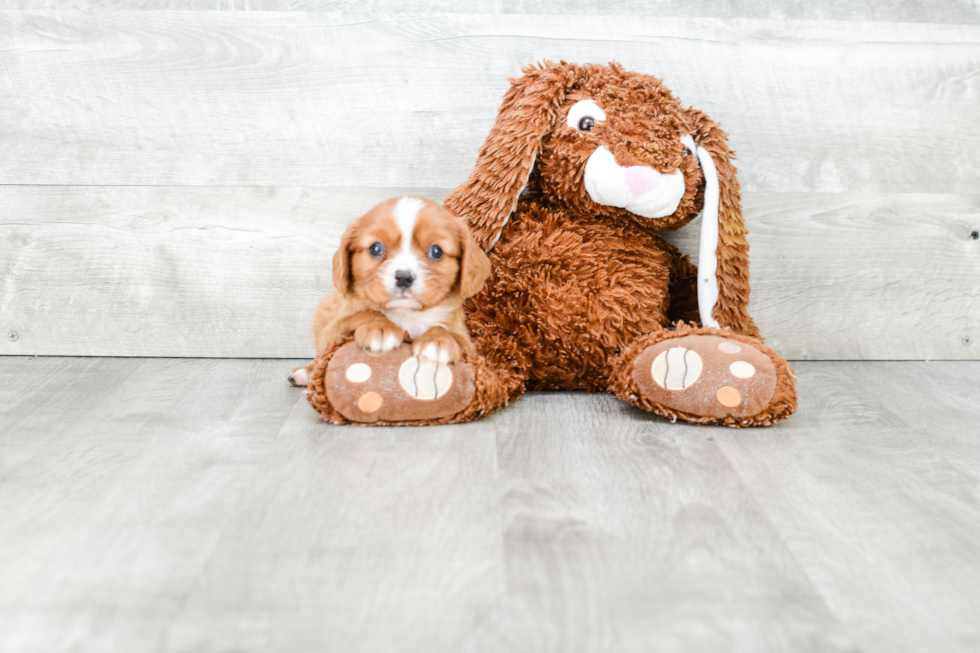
<box><xmin>332</xmin><ymin>224</ymin><xmax>357</xmax><ymax>296</ymax></box>
<box><xmin>444</xmin><ymin>61</ymin><xmax>580</xmax><ymax>252</ymax></box>
<box><xmin>458</xmin><ymin>224</ymin><xmax>492</xmax><ymax>299</ymax></box>
<box><xmin>684</xmin><ymin>109</ymin><xmax>760</xmax><ymax>339</ymax></box>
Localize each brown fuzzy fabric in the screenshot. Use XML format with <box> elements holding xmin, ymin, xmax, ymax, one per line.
<box><xmin>665</xmin><ymin>248</ymin><xmax>702</xmax><ymax>327</ymax></box>
<box><xmin>445</xmin><ymin>60</ymin><xmax>795</xmax><ymax>426</ymax></box>
<box><xmin>465</xmin><ymin>198</ymin><xmax>677</xmax><ymax>391</ymax></box>
<box><xmin>445</xmin><ymin>61</ymin><xmax>760</xmax><ymax>335</ymax></box>
<box><xmin>308</xmin><ymin>60</ymin><xmax>797</xmax><ymax>427</ymax></box>
<box><xmin>306</xmin><ymin>336</ymin><xmax>523</xmax><ymax>426</ymax></box>
<box><xmin>607</xmin><ymin>323</ymin><xmax>798</xmax><ymax>427</ymax></box>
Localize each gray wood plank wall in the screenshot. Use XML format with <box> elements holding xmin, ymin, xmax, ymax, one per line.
<box><xmin>1</xmin><ymin>5</ymin><xmax>978</xmax><ymax>359</ymax></box>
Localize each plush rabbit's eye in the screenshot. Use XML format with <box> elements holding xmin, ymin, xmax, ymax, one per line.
<box><xmin>368</xmin><ymin>242</ymin><xmax>384</xmax><ymax>257</ymax></box>
<box><xmin>684</xmin><ymin>147</ymin><xmax>693</xmax><ymax>156</ymax></box>
<box><xmin>567</xmin><ymin>99</ymin><xmax>606</xmax><ymax>132</ymax></box>
<box><xmin>427</xmin><ymin>244</ymin><xmax>444</xmax><ymax>260</ymax></box>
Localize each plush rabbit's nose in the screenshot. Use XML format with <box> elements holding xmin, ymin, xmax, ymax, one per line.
<box><xmin>625</xmin><ymin>166</ymin><xmax>662</xmax><ymax>196</ymax></box>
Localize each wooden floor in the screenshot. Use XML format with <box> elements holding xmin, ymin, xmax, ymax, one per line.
<box><xmin>1</xmin><ymin>357</ymin><xmax>979</xmax><ymax>653</ymax></box>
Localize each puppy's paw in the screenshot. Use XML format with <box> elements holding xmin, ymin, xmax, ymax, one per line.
<box><xmin>288</xmin><ymin>365</ymin><xmax>311</xmax><ymax>387</ymax></box>
<box><xmin>355</xmin><ymin>323</ymin><xmax>405</xmax><ymax>354</ymax></box>
<box><xmin>412</xmin><ymin>333</ymin><xmax>462</xmax><ymax>365</ymax></box>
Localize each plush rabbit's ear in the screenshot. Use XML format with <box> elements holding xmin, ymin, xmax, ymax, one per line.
<box><xmin>683</xmin><ymin>112</ymin><xmax>760</xmax><ymax>339</ymax></box>
<box><xmin>444</xmin><ymin>62</ymin><xmax>578</xmax><ymax>251</ymax></box>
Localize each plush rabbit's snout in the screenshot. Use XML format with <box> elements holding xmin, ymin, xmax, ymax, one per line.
<box><xmin>583</xmin><ymin>145</ymin><xmax>687</xmax><ymax>219</ymax></box>
<box><xmin>624</xmin><ymin>167</ymin><xmax>662</xmax><ymax>195</ymax></box>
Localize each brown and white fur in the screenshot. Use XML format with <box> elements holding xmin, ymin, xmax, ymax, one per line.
<box><xmin>288</xmin><ymin>196</ymin><xmax>491</xmax><ymax>386</ymax></box>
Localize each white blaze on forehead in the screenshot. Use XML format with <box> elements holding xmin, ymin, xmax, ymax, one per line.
<box><xmin>383</xmin><ymin>196</ymin><xmax>427</xmax><ymax>305</ymax></box>
<box><xmin>393</xmin><ymin>196</ymin><xmax>425</xmax><ymax>254</ymax></box>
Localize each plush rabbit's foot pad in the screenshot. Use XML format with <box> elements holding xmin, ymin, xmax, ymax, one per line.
<box><xmin>324</xmin><ymin>342</ymin><xmax>475</xmax><ymax>424</ymax></box>
<box><xmin>632</xmin><ymin>335</ymin><xmax>777</xmax><ymax>420</ymax></box>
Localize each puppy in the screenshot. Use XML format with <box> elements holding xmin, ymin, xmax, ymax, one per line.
<box><xmin>288</xmin><ymin>196</ymin><xmax>491</xmax><ymax>386</ymax></box>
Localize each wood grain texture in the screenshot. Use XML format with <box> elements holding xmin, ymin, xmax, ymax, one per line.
<box><xmin>1</xmin><ymin>11</ymin><xmax>978</xmax><ymax>194</ymax></box>
<box><xmin>0</xmin><ymin>356</ymin><xmax>146</xmax><ymax>476</ymax></box>
<box><xmin>2</xmin><ymin>357</ymin><xmax>980</xmax><ymax>652</ymax></box>
<box><xmin>666</xmin><ymin>192</ymin><xmax>980</xmax><ymax>360</ymax></box>
<box><xmin>2</xmin><ymin>8</ymin><xmax>978</xmax><ymax>360</ymax></box>
<box><xmin>2</xmin><ymin>1</ymin><xmax>979</xmax><ymax>23</ymax></box>
<box><xmin>3</xmin><ymin>186</ymin><xmax>977</xmax><ymax>359</ymax></box>
<box><xmin>0</xmin><ymin>357</ymin><xmax>303</xmax><ymax>653</ymax></box>
<box><xmin>470</xmin><ymin>391</ymin><xmax>855</xmax><ymax>653</ymax></box>
<box><xmin>715</xmin><ymin>362</ymin><xmax>980</xmax><ymax>653</ymax></box>
<box><xmin>864</xmin><ymin>361</ymin><xmax>980</xmax><ymax>477</ymax></box>
<box><xmin>0</xmin><ymin>185</ymin><xmax>436</xmax><ymax>358</ymax></box>
<box><xmin>162</xmin><ymin>399</ymin><xmax>503</xmax><ymax>653</ymax></box>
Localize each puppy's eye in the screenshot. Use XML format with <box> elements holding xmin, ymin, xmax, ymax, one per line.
<box><xmin>368</xmin><ymin>242</ymin><xmax>384</xmax><ymax>257</ymax></box>
<box><xmin>427</xmin><ymin>244</ymin><xmax>444</xmax><ymax>260</ymax></box>
<box><xmin>684</xmin><ymin>147</ymin><xmax>693</xmax><ymax>157</ymax></box>
<box><xmin>578</xmin><ymin>116</ymin><xmax>596</xmax><ymax>132</ymax></box>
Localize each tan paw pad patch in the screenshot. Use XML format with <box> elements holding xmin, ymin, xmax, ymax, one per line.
<box><xmin>716</xmin><ymin>386</ymin><xmax>742</xmax><ymax>407</ymax></box>
<box><xmin>346</xmin><ymin>363</ymin><xmax>372</xmax><ymax>383</ymax></box>
<box><xmin>650</xmin><ymin>347</ymin><xmax>702</xmax><ymax>390</ymax></box>
<box><xmin>398</xmin><ymin>357</ymin><xmax>453</xmax><ymax>400</ymax></box>
<box><xmin>729</xmin><ymin>361</ymin><xmax>755</xmax><ymax>379</ymax></box>
<box><xmin>325</xmin><ymin>342</ymin><xmax>475</xmax><ymax>424</ymax></box>
<box><xmin>718</xmin><ymin>341</ymin><xmax>742</xmax><ymax>354</ymax></box>
<box><xmin>633</xmin><ymin>335</ymin><xmax>777</xmax><ymax>419</ymax></box>
<box><xmin>357</xmin><ymin>391</ymin><xmax>383</xmax><ymax>412</ymax></box>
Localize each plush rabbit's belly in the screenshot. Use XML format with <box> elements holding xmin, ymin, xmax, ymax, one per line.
<box><xmin>468</xmin><ymin>207</ymin><xmax>678</xmax><ymax>390</ymax></box>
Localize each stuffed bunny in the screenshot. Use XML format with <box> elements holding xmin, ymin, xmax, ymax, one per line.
<box><xmin>307</xmin><ymin>61</ymin><xmax>798</xmax><ymax>427</ymax></box>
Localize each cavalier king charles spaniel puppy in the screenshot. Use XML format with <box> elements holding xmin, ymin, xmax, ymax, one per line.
<box><xmin>289</xmin><ymin>196</ymin><xmax>491</xmax><ymax>386</ymax></box>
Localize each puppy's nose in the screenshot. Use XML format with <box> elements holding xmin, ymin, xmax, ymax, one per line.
<box><xmin>394</xmin><ymin>269</ymin><xmax>415</xmax><ymax>289</ymax></box>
